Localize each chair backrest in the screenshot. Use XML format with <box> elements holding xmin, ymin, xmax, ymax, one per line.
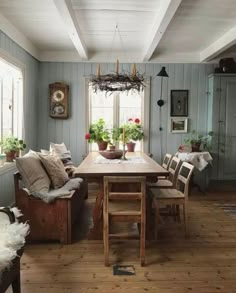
<box><xmin>103</xmin><ymin>176</ymin><xmax>146</xmax><ymax>218</ymax></box>
<box><xmin>167</xmin><ymin>156</ymin><xmax>182</xmax><ymax>186</ymax></box>
<box><xmin>176</xmin><ymin>162</ymin><xmax>194</xmax><ymax>198</ymax></box>
<box><xmin>162</xmin><ymin>153</ymin><xmax>173</xmax><ymax>170</ymax></box>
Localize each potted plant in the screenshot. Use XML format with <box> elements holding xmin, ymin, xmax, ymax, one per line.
<box><xmin>85</xmin><ymin>118</ymin><xmax>110</xmax><ymax>150</ymax></box>
<box><xmin>0</xmin><ymin>136</ymin><xmax>26</xmax><ymax>162</ymax></box>
<box><xmin>122</xmin><ymin>118</ymin><xmax>144</xmax><ymax>152</ymax></box>
<box><xmin>108</xmin><ymin>127</ymin><xmax>123</xmax><ymax>150</ymax></box>
<box><xmin>184</xmin><ymin>130</ymin><xmax>214</xmax><ymax>152</ymax></box>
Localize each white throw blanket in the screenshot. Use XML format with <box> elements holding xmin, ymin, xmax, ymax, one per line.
<box><xmin>0</xmin><ymin>208</ymin><xmax>30</xmax><ymax>278</ymax></box>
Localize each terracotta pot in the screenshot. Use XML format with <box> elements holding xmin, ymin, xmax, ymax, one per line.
<box><xmin>5</xmin><ymin>151</ymin><xmax>16</xmax><ymax>162</ymax></box>
<box><xmin>191</xmin><ymin>142</ymin><xmax>201</xmax><ymax>152</ymax></box>
<box><xmin>126</xmin><ymin>142</ymin><xmax>136</xmax><ymax>152</ymax></box>
<box><xmin>97</xmin><ymin>141</ymin><xmax>108</xmax><ymax>151</ymax></box>
<box><xmin>109</xmin><ymin>145</ymin><xmax>116</xmax><ymax>151</ymax></box>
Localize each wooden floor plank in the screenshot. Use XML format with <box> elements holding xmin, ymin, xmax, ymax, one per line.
<box><xmin>6</xmin><ymin>191</ymin><xmax>236</xmax><ymax>293</ymax></box>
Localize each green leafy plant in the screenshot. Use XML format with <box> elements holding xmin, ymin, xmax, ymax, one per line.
<box><xmin>122</xmin><ymin>118</ymin><xmax>144</xmax><ymax>143</ymax></box>
<box><xmin>184</xmin><ymin>130</ymin><xmax>214</xmax><ymax>151</ymax></box>
<box><xmin>0</xmin><ymin>136</ymin><xmax>26</xmax><ymax>153</ymax></box>
<box><xmin>85</xmin><ymin>118</ymin><xmax>110</xmax><ymax>143</ymax></box>
<box><xmin>110</xmin><ymin>127</ymin><xmax>123</xmax><ymax>145</ymax></box>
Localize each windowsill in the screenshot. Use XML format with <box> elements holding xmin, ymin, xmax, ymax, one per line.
<box><xmin>0</xmin><ymin>161</ymin><xmax>16</xmax><ymax>175</ymax></box>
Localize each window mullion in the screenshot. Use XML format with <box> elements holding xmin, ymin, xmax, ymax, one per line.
<box><xmin>12</xmin><ymin>77</ymin><xmax>14</xmax><ymax>136</ymax></box>
<box><xmin>0</xmin><ymin>78</ymin><xmax>2</xmax><ymax>149</ymax></box>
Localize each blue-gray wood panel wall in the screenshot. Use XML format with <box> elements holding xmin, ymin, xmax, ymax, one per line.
<box><xmin>0</xmin><ymin>31</ymin><xmax>217</xmax><ymax>205</ymax></box>
<box><xmin>0</xmin><ymin>31</ymin><xmax>39</xmax><ymax>205</ymax></box>
<box><xmin>37</xmin><ymin>62</ymin><xmax>216</xmax><ymax>165</ymax></box>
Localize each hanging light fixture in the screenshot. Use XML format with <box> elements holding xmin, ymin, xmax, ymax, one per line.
<box><xmin>156</xmin><ymin>66</ymin><xmax>168</xmax><ymax>107</ymax></box>
<box><xmin>90</xmin><ymin>25</ymin><xmax>145</xmax><ymax>93</ymax></box>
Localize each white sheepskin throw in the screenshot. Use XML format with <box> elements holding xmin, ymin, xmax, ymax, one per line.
<box><xmin>0</xmin><ymin>207</ymin><xmax>30</xmax><ymax>278</ymax></box>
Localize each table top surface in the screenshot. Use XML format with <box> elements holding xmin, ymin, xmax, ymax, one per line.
<box><xmin>74</xmin><ymin>151</ymin><xmax>168</xmax><ymax>178</ymax></box>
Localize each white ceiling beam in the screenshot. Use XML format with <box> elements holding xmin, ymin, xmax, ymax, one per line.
<box><xmin>53</xmin><ymin>0</ymin><xmax>88</xmax><ymax>60</ymax></box>
<box><xmin>0</xmin><ymin>12</ymin><xmax>40</xmax><ymax>60</ymax></box>
<box><xmin>200</xmin><ymin>26</ymin><xmax>236</xmax><ymax>62</ymax></box>
<box><xmin>142</xmin><ymin>0</ymin><xmax>182</xmax><ymax>62</ymax></box>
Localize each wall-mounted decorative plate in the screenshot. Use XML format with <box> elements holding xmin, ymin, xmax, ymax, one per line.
<box><xmin>49</xmin><ymin>82</ymin><xmax>69</xmax><ymax>119</ymax></box>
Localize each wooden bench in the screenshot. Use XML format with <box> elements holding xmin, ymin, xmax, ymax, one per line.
<box><xmin>14</xmin><ymin>172</ymin><xmax>87</xmax><ymax>244</ymax></box>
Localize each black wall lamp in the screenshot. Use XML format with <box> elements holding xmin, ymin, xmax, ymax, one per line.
<box><xmin>157</xmin><ymin>66</ymin><xmax>169</xmax><ymax>107</ymax></box>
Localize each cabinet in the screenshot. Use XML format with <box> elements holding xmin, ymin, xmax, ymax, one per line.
<box><xmin>208</xmin><ymin>74</ymin><xmax>236</xmax><ymax>180</ymax></box>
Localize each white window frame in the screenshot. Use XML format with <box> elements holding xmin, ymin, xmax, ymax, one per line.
<box><xmin>0</xmin><ymin>48</ymin><xmax>25</xmax><ymax>171</ymax></box>
<box><xmin>84</xmin><ymin>77</ymin><xmax>150</xmax><ymax>154</ymax></box>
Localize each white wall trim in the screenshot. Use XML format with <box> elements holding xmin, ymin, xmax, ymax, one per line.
<box><xmin>0</xmin><ymin>13</ymin><xmax>40</xmax><ymax>60</ymax></box>
<box><xmin>142</xmin><ymin>0</ymin><xmax>182</xmax><ymax>62</ymax></box>
<box><xmin>0</xmin><ymin>162</ymin><xmax>16</xmax><ymax>176</ymax></box>
<box><xmin>53</xmin><ymin>0</ymin><xmax>88</xmax><ymax>60</ymax></box>
<box><xmin>200</xmin><ymin>26</ymin><xmax>236</xmax><ymax>62</ymax></box>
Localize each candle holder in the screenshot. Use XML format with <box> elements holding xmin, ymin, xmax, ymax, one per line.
<box><xmin>121</xmin><ymin>143</ymin><xmax>127</xmax><ymax>160</ymax></box>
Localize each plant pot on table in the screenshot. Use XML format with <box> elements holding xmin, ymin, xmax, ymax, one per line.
<box><xmin>97</xmin><ymin>141</ymin><xmax>108</xmax><ymax>151</ymax></box>
<box><xmin>191</xmin><ymin>142</ymin><xmax>201</xmax><ymax>152</ymax></box>
<box><xmin>5</xmin><ymin>151</ymin><xmax>16</xmax><ymax>162</ymax></box>
<box><xmin>126</xmin><ymin>142</ymin><xmax>136</xmax><ymax>152</ymax></box>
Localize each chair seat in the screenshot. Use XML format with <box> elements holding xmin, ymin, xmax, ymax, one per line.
<box><xmin>157</xmin><ymin>176</ymin><xmax>168</xmax><ymax>180</ymax></box>
<box><xmin>147</xmin><ymin>179</ymin><xmax>173</xmax><ymax>188</ymax></box>
<box><xmin>150</xmin><ymin>188</ymin><xmax>184</xmax><ymax>199</ymax></box>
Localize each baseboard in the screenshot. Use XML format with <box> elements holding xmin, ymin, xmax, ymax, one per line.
<box><xmin>207</xmin><ymin>180</ymin><xmax>236</xmax><ymax>192</ymax></box>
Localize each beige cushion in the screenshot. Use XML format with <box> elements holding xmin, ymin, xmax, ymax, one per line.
<box><xmin>50</xmin><ymin>142</ymin><xmax>67</xmax><ymax>156</ymax></box>
<box><xmin>39</xmin><ymin>154</ymin><xmax>69</xmax><ymax>189</ymax></box>
<box><xmin>16</xmin><ymin>150</ymin><xmax>51</xmax><ymax>194</ymax></box>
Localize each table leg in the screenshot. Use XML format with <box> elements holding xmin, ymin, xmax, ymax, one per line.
<box><xmin>88</xmin><ymin>181</ymin><xmax>103</xmax><ymax>240</ymax></box>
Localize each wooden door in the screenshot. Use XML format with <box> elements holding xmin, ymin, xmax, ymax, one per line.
<box><xmin>218</xmin><ymin>76</ymin><xmax>236</xmax><ymax>179</ymax></box>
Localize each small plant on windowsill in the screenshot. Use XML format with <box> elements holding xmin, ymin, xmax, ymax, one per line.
<box><xmin>121</xmin><ymin>118</ymin><xmax>144</xmax><ymax>152</ymax></box>
<box><xmin>0</xmin><ymin>136</ymin><xmax>26</xmax><ymax>162</ymax></box>
<box><xmin>85</xmin><ymin>118</ymin><xmax>110</xmax><ymax>151</ymax></box>
<box><xmin>184</xmin><ymin>130</ymin><xmax>214</xmax><ymax>152</ymax></box>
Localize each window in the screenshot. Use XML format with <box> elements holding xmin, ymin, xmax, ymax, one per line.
<box><xmin>87</xmin><ymin>79</ymin><xmax>150</xmax><ymax>152</ymax></box>
<box><xmin>0</xmin><ymin>57</ymin><xmax>23</xmax><ymax>147</ymax></box>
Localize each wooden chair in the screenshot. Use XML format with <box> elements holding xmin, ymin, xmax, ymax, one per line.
<box><xmin>103</xmin><ymin>176</ymin><xmax>146</xmax><ymax>266</ymax></box>
<box><xmin>157</xmin><ymin>153</ymin><xmax>173</xmax><ymax>180</ymax></box>
<box><xmin>162</xmin><ymin>153</ymin><xmax>173</xmax><ymax>170</ymax></box>
<box><xmin>149</xmin><ymin>162</ymin><xmax>194</xmax><ymax>239</ymax></box>
<box><xmin>147</xmin><ymin>156</ymin><xmax>182</xmax><ymax>189</ymax></box>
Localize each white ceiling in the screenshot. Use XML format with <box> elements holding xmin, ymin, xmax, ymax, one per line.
<box><xmin>1</xmin><ymin>0</ymin><xmax>236</xmax><ymax>63</ymax></box>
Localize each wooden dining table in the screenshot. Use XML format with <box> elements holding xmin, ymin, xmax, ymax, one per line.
<box><xmin>74</xmin><ymin>151</ymin><xmax>169</xmax><ymax>240</ymax></box>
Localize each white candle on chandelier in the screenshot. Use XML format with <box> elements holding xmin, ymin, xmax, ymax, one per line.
<box><xmin>132</xmin><ymin>63</ymin><xmax>137</xmax><ymax>76</ymax></box>
<box><xmin>123</xmin><ymin>127</ymin><xmax>125</xmax><ymax>144</ymax></box>
<box><xmin>116</xmin><ymin>59</ymin><xmax>119</xmax><ymax>75</ymax></box>
<box><xmin>97</xmin><ymin>64</ymin><xmax>101</xmax><ymax>78</ymax></box>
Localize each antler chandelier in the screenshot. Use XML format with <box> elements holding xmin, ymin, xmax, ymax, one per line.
<box><xmin>90</xmin><ymin>25</ymin><xmax>145</xmax><ymax>93</ymax></box>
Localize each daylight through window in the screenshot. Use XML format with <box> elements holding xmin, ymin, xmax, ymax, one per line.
<box><xmin>0</xmin><ymin>57</ymin><xmax>23</xmax><ymax>146</ymax></box>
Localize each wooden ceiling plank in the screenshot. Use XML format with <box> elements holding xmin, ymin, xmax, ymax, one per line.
<box><xmin>200</xmin><ymin>26</ymin><xmax>236</xmax><ymax>62</ymax></box>
<box><xmin>53</xmin><ymin>0</ymin><xmax>88</xmax><ymax>60</ymax></box>
<box><xmin>142</xmin><ymin>0</ymin><xmax>182</xmax><ymax>62</ymax></box>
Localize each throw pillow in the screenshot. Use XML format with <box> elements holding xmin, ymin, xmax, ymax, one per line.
<box><xmin>50</xmin><ymin>142</ymin><xmax>67</xmax><ymax>156</ymax></box>
<box><xmin>39</xmin><ymin>154</ymin><xmax>69</xmax><ymax>189</ymax></box>
<box><xmin>49</xmin><ymin>142</ymin><xmax>73</xmax><ymax>166</ymax></box>
<box><xmin>16</xmin><ymin>150</ymin><xmax>51</xmax><ymax>194</ymax></box>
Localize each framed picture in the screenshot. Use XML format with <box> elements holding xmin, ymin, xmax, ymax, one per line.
<box><xmin>170</xmin><ymin>90</ymin><xmax>188</xmax><ymax>117</ymax></box>
<box><xmin>170</xmin><ymin>117</ymin><xmax>188</xmax><ymax>133</ymax></box>
<box><xmin>49</xmin><ymin>82</ymin><xmax>69</xmax><ymax>119</ymax></box>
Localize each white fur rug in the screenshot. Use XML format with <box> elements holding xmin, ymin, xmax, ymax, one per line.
<box><xmin>0</xmin><ymin>207</ymin><xmax>29</xmax><ymax>278</ymax></box>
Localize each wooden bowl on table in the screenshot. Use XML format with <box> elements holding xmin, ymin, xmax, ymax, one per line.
<box><xmin>99</xmin><ymin>150</ymin><xmax>123</xmax><ymax>160</ymax></box>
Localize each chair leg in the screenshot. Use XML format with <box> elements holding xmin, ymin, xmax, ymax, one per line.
<box><xmin>12</xmin><ymin>270</ymin><xmax>21</xmax><ymax>293</ymax></box>
<box><xmin>140</xmin><ymin>221</ymin><xmax>145</xmax><ymax>266</ymax></box>
<box><xmin>183</xmin><ymin>202</ymin><xmax>188</xmax><ymax>238</ymax></box>
<box><xmin>103</xmin><ymin>214</ymin><xmax>109</xmax><ymax>266</ymax></box>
